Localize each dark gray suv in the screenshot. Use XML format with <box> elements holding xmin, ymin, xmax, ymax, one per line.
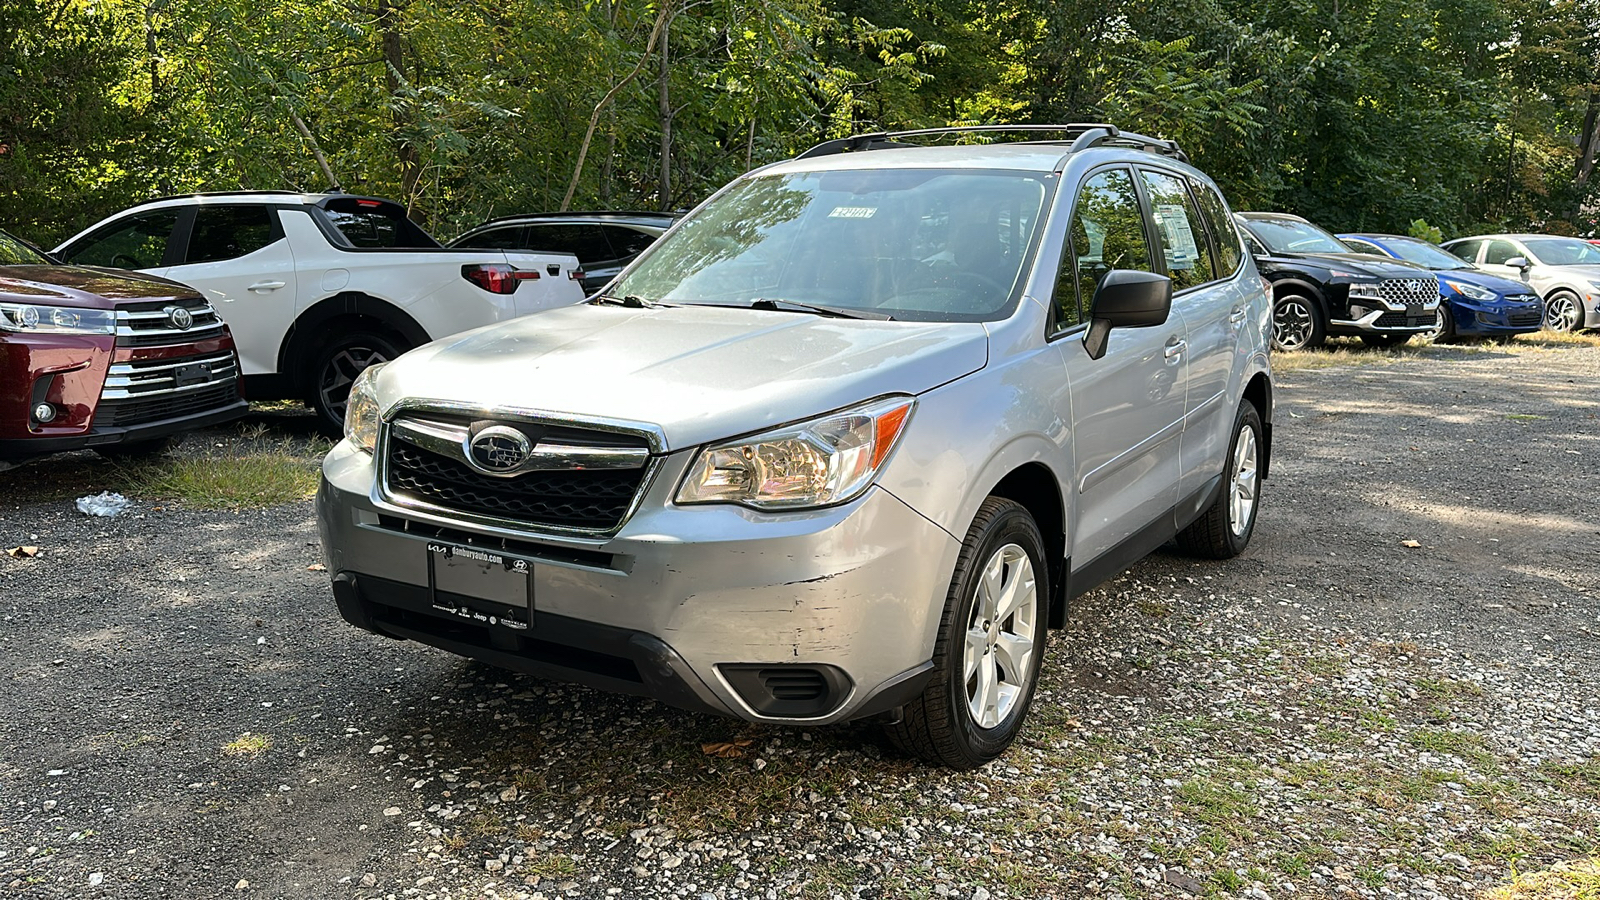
<box><xmin>319</xmin><ymin>125</ymin><xmax>1274</xmax><ymax>768</ymax></box>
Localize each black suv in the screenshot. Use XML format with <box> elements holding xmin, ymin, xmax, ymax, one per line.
<box><xmin>451</xmin><ymin>211</ymin><xmax>678</xmax><ymax>294</ymax></box>
<box><xmin>1236</xmin><ymin>213</ymin><xmax>1440</xmax><ymax>350</ymax></box>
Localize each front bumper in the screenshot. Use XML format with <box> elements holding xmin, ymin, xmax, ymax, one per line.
<box><xmin>316</xmin><ymin>441</ymin><xmax>958</xmax><ymax>725</ymax></box>
<box><xmin>1328</xmin><ymin>307</ymin><xmax>1438</xmax><ymax>334</ymax></box>
<box><xmin>1449</xmin><ymin>298</ymin><xmax>1545</xmax><ymax>336</ymax></box>
<box><xmin>0</xmin><ymin>399</ymin><xmax>248</xmax><ymax>460</ymax></box>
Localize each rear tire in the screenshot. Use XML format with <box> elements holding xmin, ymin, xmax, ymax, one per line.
<box><xmin>310</xmin><ymin>331</ymin><xmax>404</xmax><ymax>437</ymax></box>
<box><xmin>94</xmin><ymin>436</ymin><xmax>182</xmax><ymax>462</ymax></box>
<box><xmin>1176</xmin><ymin>402</ymin><xmax>1263</xmax><ymax>559</ymax></box>
<box><xmin>886</xmin><ymin>497</ymin><xmax>1049</xmax><ymax>769</ymax></box>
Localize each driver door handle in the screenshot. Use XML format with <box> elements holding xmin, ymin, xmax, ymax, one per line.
<box><xmin>1164</xmin><ymin>338</ymin><xmax>1187</xmax><ymax>363</ymax></box>
<box><xmin>248</xmin><ymin>281</ymin><xmax>286</xmax><ymax>292</ymax></box>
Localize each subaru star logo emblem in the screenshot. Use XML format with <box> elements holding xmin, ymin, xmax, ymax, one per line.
<box><xmin>466</xmin><ymin>425</ymin><xmax>533</xmax><ymax>475</ymax></box>
<box><xmin>165</xmin><ymin>305</ymin><xmax>194</xmax><ymax>330</ymax></box>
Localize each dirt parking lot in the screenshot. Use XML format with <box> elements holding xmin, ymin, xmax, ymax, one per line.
<box><xmin>2</xmin><ymin>340</ymin><xmax>1597</xmax><ymax>900</ymax></box>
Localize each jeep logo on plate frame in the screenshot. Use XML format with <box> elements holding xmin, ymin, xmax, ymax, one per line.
<box><xmin>465</xmin><ymin>425</ymin><xmax>533</xmax><ymax>475</ymax></box>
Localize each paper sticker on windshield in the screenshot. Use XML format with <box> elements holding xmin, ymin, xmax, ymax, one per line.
<box><xmin>829</xmin><ymin>206</ymin><xmax>878</xmax><ymax>219</ymax></box>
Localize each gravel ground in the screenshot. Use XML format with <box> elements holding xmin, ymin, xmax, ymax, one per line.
<box><xmin>1</xmin><ymin>343</ymin><xmax>1597</xmax><ymax>900</ymax></box>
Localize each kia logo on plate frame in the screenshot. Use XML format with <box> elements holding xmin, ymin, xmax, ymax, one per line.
<box><xmin>466</xmin><ymin>425</ymin><xmax>533</xmax><ymax>475</ymax></box>
<box><xmin>165</xmin><ymin>305</ymin><xmax>195</xmax><ymax>330</ymax></box>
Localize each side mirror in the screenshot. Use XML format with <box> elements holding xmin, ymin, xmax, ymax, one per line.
<box><xmin>1083</xmin><ymin>270</ymin><xmax>1173</xmax><ymax>360</ymax></box>
<box><xmin>1504</xmin><ymin>256</ymin><xmax>1530</xmax><ymax>270</ymax></box>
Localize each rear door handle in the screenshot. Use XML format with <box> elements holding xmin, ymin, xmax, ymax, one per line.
<box><xmin>248</xmin><ymin>281</ymin><xmax>286</xmax><ymax>292</ymax></box>
<box><xmin>1164</xmin><ymin>339</ymin><xmax>1187</xmax><ymax>362</ymax></box>
<box><xmin>1229</xmin><ymin>306</ymin><xmax>1247</xmax><ymax>323</ymax></box>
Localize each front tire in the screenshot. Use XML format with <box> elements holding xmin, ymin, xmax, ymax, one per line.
<box><xmin>1422</xmin><ymin>306</ymin><xmax>1455</xmax><ymax>344</ymax></box>
<box><xmin>310</xmin><ymin>332</ymin><xmax>404</xmax><ymax>436</ymax></box>
<box><xmin>1176</xmin><ymin>402</ymin><xmax>1263</xmax><ymax>559</ymax></box>
<box><xmin>1545</xmin><ymin>290</ymin><xmax>1584</xmax><ymax>333</ymax></box>
<box><xmin>887</xmin><ymin>497</ymin><xmax>1049</xmax><ymax>769</ymax></box>
<box><xmin>1271</xmin><ymin>294</ymin><xmax>1325</xmax><ymax>351</ymax></box>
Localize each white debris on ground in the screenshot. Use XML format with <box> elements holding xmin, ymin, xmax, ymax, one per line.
<box><xmin>74</xmin><ymin>492</ymin><xmax>131</xmax><ymax>518</ymax></box>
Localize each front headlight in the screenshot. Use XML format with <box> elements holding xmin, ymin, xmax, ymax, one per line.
<box><xmin>1347</xmin><ymin>282</ymin><xmax>1383</xmax><ymax>300</ymax></box>
<box><xmin>344</xmin><ymin>363</ymin><xmax>387</xmax><ymax>454</ymax></box>
<box><xmin>0</xmin><ymin>302</ymin><xmax>116</xmax><ymax>335</ymax></box>
<box><xmin>1443</xmin><ymin>279</ymin><xmax>1497</xmax><ymax>302</ymax></box>
<box><xmin>676</xmin><ymin>396</ymin><xmax>915</xmax><ymax>511</ymax></box>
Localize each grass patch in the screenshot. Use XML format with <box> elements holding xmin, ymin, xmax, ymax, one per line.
<box><xmin>1486</xmin><ymin>857</ymin><xmax>1600</xmax><ymax>899</ymax></box>
<box><xmin>125</xmin><ymin>441</ymin><xmax>323</xmax><ymax>509</ymax></box>
<box><xmin>221</xmin><ymin>732</ymin><xmax>271</xmax><ymax>758</ymax></box>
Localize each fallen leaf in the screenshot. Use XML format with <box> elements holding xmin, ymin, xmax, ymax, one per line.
<box><xmin>5</xmin><ymin>546</ymin><xmax>40</xmax><ymax>558</ymax></box>
<box><xmin>701</xmin><ymin>739</ymin><xmax>754</xmax><ymax>758</ymax></box>
<box><xmin>1401</xmin><ymin>539</ymin><xmax>1422</xmax><ymax>549</ymax></box>
<box><xmin>306</xmin><ymin>563</ymin><xmax>326</xmax><ymax>572</ymax></box>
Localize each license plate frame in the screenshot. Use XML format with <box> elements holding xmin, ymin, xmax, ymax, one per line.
<box><xmin>425</xmin><ymin>542</ymin><xmax>533</xmax><ymax>630</ymax></box>
<box><xmin>172</xmin><ymin>363</ymin><xmax>212</xmax><ymax>388</ymax></box>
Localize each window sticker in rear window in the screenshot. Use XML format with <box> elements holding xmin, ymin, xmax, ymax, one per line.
<box><xmin>828</xmin><ymin>206</ymin><xmax>878</xmax><ymax>219</ymax></box>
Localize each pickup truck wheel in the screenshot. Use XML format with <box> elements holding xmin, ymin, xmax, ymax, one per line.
<box><xmin>886</xmin><ymin>497</ymin><xmax>1048</xmax><ymax>769</ymax></box>
<box><xmin>1176</xmin><ymin>402</ymin><xmax>1262</xmax><ymax>559</ymax></box>
<box><xmin>1545</xmin><ymin>290</ymin><xmax>1584</xmax><ymax>333</ymax></box>
<box><xmin>312</xmin><ymin>333</ymin><xmax>403</xmax><ymax>436</ymax></box>
<box><xmin>94</xmin><ymin>436</ymin><xmax>182</xmax><ymax>461</ymax></box>
<box><xmin>1271</xmin><ymin>294</ymin><xmax>1324</xmax><ymax>351</ymax></box>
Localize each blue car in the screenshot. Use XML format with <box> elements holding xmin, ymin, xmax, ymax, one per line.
<box><xmin>1338</xmin><ymin>233</ymin><xmax>1545</xmax><ymax>341</ymax></box>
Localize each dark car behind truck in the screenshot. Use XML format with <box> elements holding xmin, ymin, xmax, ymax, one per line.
<box><xmin>1236</xmin><ymin>212</ymin><xmax>1440</xmax><ymax>350</ymax></box>
<box><xmin>0</xmin><ymin>230</ymin><xmax>246</xmax><ymax>467</ymax></box>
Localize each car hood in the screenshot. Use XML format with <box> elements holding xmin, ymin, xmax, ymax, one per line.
<box><xmin>1276</xmin><ymin>252</ymin><xmax>1432</xmax><ymax>278</ymax></box>
<box><xmin>379</xmin><ymin>303</ymin><xmax>990</xmax><ymax>451</ymax></box>
<box><xmin>0</xmin><ymin>265</ymin><xmax>196</xmax><ymax>308</ymax></box>
<box><xmin>1435</xmin><ymin>269</ymin><xmax>1539</xmax><ymax>296</ymax></box>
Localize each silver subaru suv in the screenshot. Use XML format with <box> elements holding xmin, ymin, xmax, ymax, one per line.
<box><xmin>317</xmin><ymin>125</ymin><xmax>1274</xmax><ymax>768</ymax></box>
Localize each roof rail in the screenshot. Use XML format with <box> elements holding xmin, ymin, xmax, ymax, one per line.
<box><xmin>795</xmin><ymin>124</ymin><xmax>1187</xmax><ymax>163</ymax></box>
<box><xmin>478</xmin><ymin>209</ymin><xmax>682</xmax><ymax>227</ymax></box>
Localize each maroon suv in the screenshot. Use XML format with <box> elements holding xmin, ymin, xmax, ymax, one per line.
<box><xmin>0</xmin><ymin>229</ymin><xmax>246</xmax><ymax>465</ymax></box>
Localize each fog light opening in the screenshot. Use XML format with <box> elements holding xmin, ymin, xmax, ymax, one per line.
<box><xmin>31</xmin><ymin>402</ymin><xmax>57</xmax><ymax>424</ymax></box>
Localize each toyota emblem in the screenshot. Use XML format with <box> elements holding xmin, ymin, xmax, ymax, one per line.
<box><xmin>165</xmin><ymin>305</ymin><xmax>195</xmax><ymax>330</ymax></box>
<box><xmin>466</xmin><ymin>425</ymin><xmax>533</xmax><ymax>475</ymax></box>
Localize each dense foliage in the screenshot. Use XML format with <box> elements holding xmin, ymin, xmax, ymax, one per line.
<box><xmin>3</xmin><ymin>0</ymin><xmax>1597</xmax><ymax>245</ymax></box>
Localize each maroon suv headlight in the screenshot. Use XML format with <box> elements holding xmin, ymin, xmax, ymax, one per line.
<box><xmin>0</xmin><ymin>303</ymin><xmax>116</xmax><ymax>335</ymax></box>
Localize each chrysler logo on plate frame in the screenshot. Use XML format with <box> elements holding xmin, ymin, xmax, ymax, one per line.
<box><xmin>165</xmin><ymin>305</ymin><xmax>195</xmax><ymax>330</ymax></box>
<box><xmin>465</xmin><ymin>425</ymin><xmax>533</xmax><ymax>476</ymax></box>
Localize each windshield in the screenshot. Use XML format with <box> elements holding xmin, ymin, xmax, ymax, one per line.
<box><xmin>1243</xmin><ymin>217</ymin><xmax>1351</xmax><ymax>255</ymax></box>
<box><xmin>0</xmin><ymin>230</ymin><xmax>51</xmax><ymax>266</ymax></box>
<box><xmin>611</xmin><ymin>168</ymin><xmax>1053</xmax><ymax>322</ymax></box>
<box><xmin>1374</xmin><ymin>236</ymin><xmax>1472</xmax><ymax>270</ymax></box>
<box><xmin>1524</xmin><ymin>237</ymin><xmax>1600</xmax><ymax>266</ymax></box>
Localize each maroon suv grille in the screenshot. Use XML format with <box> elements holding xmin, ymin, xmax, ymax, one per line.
<box><xmin>95</xmin><ymin>381</ymin><xmax>242</xmax><ymax>427</ymax></box>
<box><xmin>386</xmin><ymin>439</ymin><xmax>647</xmax><ymax>531</ymax></box>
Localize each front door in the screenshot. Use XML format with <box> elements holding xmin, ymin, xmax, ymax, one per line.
<box><xmin>1057</xmin><ymin>167</ymin><xmax>1188</xmax><ymax>566</ymax></box>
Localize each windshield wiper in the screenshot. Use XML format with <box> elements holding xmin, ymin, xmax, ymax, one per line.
<box><xmin>592</xmin><ymin>294</ymin><xmax>672</xmax><ymax>309</ymax></box>
<box><xmin>744</xmin><ymin>298</ymin><xmax>894</xmax><ymax>321</ymax></box>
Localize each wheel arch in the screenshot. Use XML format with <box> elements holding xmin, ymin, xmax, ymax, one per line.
<box><xmin>277</xmin><ymin>293</ymin><xmax>431</xmax><ymax>396</ymax></box>
<box><xmin>1242</xmin><ymin>371</ymin><xmax>1272</xmax><ymax>479</ymax></box>
<box><xmin>984</xmin><ymin>462</ymin><xmax>1069</xmax><ymax>630</ymax></box>
<box><xmin>1271</xmin><ymin>277</ymin><xmax>1330</xmax><ymax>319</ymax></box>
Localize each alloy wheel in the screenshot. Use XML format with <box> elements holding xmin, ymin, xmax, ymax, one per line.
<box><xmin>319</xmin><ymin>345</ymin><xmax>391</xmax><ymax>424</ymax></box>
<box><xmin>1420</xmin><ymin>308</ymin><xmax>1445</xmax><ymax>343</ymax></box>
<box><xmin>1273</xmin><ymin>299</ymin><xmax>1314</xmax><ymax>350</ymax></box>
<box><xmin>964</xmin><ymin>544</ymin><xmax>1037</xmax><ymax>730</ymax></box>
<box><xmin>1546</xmin><ymin>294</ymin><xmax>1581</xmax><ymax>332</ymax></box>
<box><xmin>1229</xmin><ymin>424</ymin><xmax>1259</xmax><ymax>537</ymax></box>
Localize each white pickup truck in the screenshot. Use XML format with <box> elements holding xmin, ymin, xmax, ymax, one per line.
<box><xmin>53</xmin><ymin>192</ymin><xmax>587</xmax><ymax>430</ymax></box>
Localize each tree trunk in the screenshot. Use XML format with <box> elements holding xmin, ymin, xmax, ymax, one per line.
<box><xmin>1575</xmin><ymin>88</ymin><xmax>1600</xmax><ymax>196</ymax></box>
<box><xmin>658</xmin><ymin>11</ymin><xmax>672</xmax><ymax>211</ymax></box>
<box><xmin>378</xmin><ymin>0</ymin><xmax>423</xmax><ymax>222</ymax></box>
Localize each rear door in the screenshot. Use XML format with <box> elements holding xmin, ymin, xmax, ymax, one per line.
<box><xmin>163</xmin><ymin>205</ymin><xmax>298</xmax><ymax>377</ymax></box>
<box><xmin>1138</xmin><ymin>168</ymin><xmax>1248</xmax><ymax>511</ymax></box>
<box><xmin>1058</xmin><ymin>166</ymin><xmax>1188</xmax><ymax>566</ymax></box>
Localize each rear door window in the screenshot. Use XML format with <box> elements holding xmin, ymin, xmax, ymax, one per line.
<box><xmin>1445</xmin><ymin>239</ymin><xmax>1483</xmax><ymax>263</ymax></box>
<box><xmin>454</xmin><ymin>226</ymin><xmax>527</xmax><ymax>250</ymax></box>
<box><xmin>62</xmin><ymin>209</ymin><xmax>181</xmax><ymax>269</ymax></box>
<box><xmin>185</xmin><ymin>206</ymin><xmax>280</xmax><ymax>264</ymax></box>
<box><xmin>599</xmin><ymin>225</ymin><xmax>657</xmax><ymax>261</ymax></box>
<box><xmin>524</xmin><ymin>224</ymin><xmax>615</xmax><ymax>266</ymax></box>
<box><xmin>1138</xmin><ymin>169</ymin><xmax>1216</xmax><ymax>291</ymax></box>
